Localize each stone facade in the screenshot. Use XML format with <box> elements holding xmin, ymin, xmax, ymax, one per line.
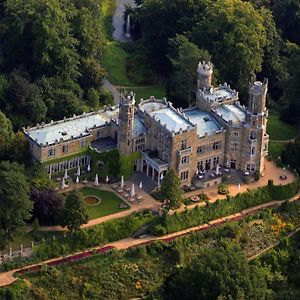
<box><xmin>23</xmin><ymin>61</ymin><xmax>269</xmax><ymax>186</ymax></box>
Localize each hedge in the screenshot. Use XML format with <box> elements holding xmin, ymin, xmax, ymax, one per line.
<box><xmin>33</xmin><ymin>210</ymin><xmax>154</xmax><ymax>260</ymax></box>
<box><xmin>153</xmin><ymin>178</ymin><xmax>299</xmax><ymax>235</ymax></box>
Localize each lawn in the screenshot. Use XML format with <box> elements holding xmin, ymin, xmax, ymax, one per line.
<box><xmin>102</xmin><ymin>42</ymin><xmax>136</xmax><ymax>86</ymax></box>
<box><xmin>131</xmin><ymin>84</ymin><xmax>166</xmax><ymax>103</ymax></box>
<box><xmin>80</xmin><ymin>187</ymin><xmax>130</xmax><ymax>220</ymax></box>
<box><xmin>267</xmin><ymin>114</ymin><xmax>297</xmax><ymax>140</ymax></box>
<box><xmin>268</xmin><ymin>142</ymin><xmax>286</xmax><ymax>163</ymax></box>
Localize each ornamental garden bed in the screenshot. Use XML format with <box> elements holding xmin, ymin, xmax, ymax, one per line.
<box><xmin>80</xmin><ymin>187</ymin><xmax>130</xmax><ymax>220</ymax></box>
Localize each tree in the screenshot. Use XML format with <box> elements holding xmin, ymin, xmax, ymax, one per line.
<box><xmin>0</xmin><ymin>161</ymin><xmax>32</xmax><ymax>248</ymax></box>
<box><xmin>87</xmin><ymin>88</ymin><xmax>100</xmax><ymax>108</ymax></box>
<box><xmin>160</xmin><ymin>169</ymin><xmax>182</xmax><ymax>209</ymax></box>
<box><xmin>9</xmin><ymin>131</ymin><xmax>30</xmax><ymax>164</ymax></box>
<box><xmin>162</xmin><ymin>245</ymin><xmax>269</xmax><ymax>299</ymax></box>
<box><xmin>30</xmin><ymin>188</ymin><xmax>63</xmax><ymax>225</ymax></box>
<box><xmin>59</xmin><ymin>189</ymin><xmax>88</xmax><ymax>231</ymax></box>
<box><xmin>190</xmin><ymin>0</ymin><xmax>267</xmax><ymax>97</ymax></box>
<box><xmin>0</xmin><ymin>111</ymin><xmax>13</xmax><ymax>157</ymax></box>
<box><xmin>167</xmin><ymin>34</ymin><xmax>211</xmax><ymax>107</ymax></box>
<box><xmin>282</xmin><ymin>140</ymin><xmax>300</xmax><ymax>174</ymax></box>
<box><xmin>280</xmin><ymin>43</ymin><xmax>300</xmax><ymax>125</ymax></box>
<box><xmin>4</xmin><ymin>72</ymin><xmax>47</xmax><ymax>127</ymax></box>
<box><xmin>1</xmin><ymin>0</ymin><xmax>80</xmax><ymax>79</ymax></box>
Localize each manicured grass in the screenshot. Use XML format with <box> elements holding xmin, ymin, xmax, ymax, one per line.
<box><xmin>131</xmin><ymin>84</ymin><xmax>166</xmax><ymax>103</ymax></box>
<box><xmin>268</xmin><ymin>142</ymin><xmax>286</xmax><ymax>163</ymax></box>
<box><xmin>267</xmin><ymin>114</ymin><xmax>297</xmax><ymax>140</ymax></box>
<box><xmin>102</xmin><ymin>42</ymin><xmax>136</xmax><ymax>86</ymax></box>
<box><xmin>80</xmin><ymin>187</ymin><xmax>129</xmax><ymax>220</ymax></box>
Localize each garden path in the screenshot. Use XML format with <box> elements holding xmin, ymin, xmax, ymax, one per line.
<box><xmin>35</xmin><ymin>182</ymin><xmax>160</xmax><ymax>232</ymax></box>
<box><xmin>34</xmin><ymin>160</ymin><xmax>295</xmax><ymax>231</ymax></box>
<box><xmin>1</xmin><ymin>194</ymin><xmax>299</xmax><ymax>288</ymax></box>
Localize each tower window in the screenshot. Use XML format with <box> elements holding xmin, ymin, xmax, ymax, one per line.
<box><xmin>181</xmin><ymin>140</ymin><xmax>188</xmax><ymax>150</ymax></box>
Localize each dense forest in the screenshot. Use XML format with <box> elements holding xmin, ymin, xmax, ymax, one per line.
<box><xmin>129</xmin><ymin>0</ymin><xmax>300</xmax><ymax>124</ymax></box>
<box><xmin>0</xmin><ymin>0</ymin><xmax>113</xmax><ymax>130</ymax></box>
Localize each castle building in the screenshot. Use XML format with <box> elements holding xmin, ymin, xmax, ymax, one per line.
<box><xmin>23</xmin><ymin>62</ymin><xmax>269</xmax><ymax>187</ymax></box>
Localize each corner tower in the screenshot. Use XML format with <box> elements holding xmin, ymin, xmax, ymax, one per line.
<box><xmin>197</xmin><ymin>61</ymin><xmax>213</xmax><ymax>90</ymax></box>
<box><xmin>248</xmin><ymin>79</ymin><xmax>268</xmax><ymax>116</ymax></box>
<box><xmin>242</xmin><ymin>78</ymin><xmax>269</xmax><ymax>175</ymax></box>
<box><xmin>118</xmin><ymin>92</ymin><xmax>135</xmax><ymax>156</ymax></box>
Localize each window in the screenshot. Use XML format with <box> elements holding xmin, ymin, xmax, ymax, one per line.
<box><xmin>231</xmin><ymin>142</ymin><xmax>239</xmax><ymax>151</ymax></box>
<box><xmin>246</xmin><ymin>164</ymin><xmax>255</xmax><ymax>172</ymax></box>
<box><xmin>80</xmin><ymin>139</ymin><xmax>87</xmax><ymax>148</ymax></box>
<box><xmin>249</xmin><ymin>130</ymin><xmax>256</xmax><ymax>140</ymax></box>
<box><xmin>136</xmin><ymin>138</ymin><xmax>145</xmax><ymax>144</ymax></box>
<box><xmin>181</xmin><ymin>139</ymin><xmax>188</xmax><ymax>150</ymax></box>
<box><xmin>180</xmin><ymin>171</ymin><xmax>189</xmax><ymax>180</ymax></box>
<box><xmin>205</xmin><ymin>158</ymin><xmax>211</xmax><ymax>170</ymax></box>
<box><xmin>252</xmin><ymin>121</ymin><xmax>256</xmax><ymax>126</ymax></box>
<box><xmin>213</xmin><ymin>156</ymin><xmax>219</xmax><ymax>167</ymax></box>
<box><xmin>62</xmin><ymin>145</ymin><xmax>68</xmax><ymax>153</ymax></box>
<box><xmin>197</xmin><ymin>145</ymin><xmax>205</xmax><ymax>154</ymax></box>
<box><xmin>181</xmin><ymin>155</ymin><xmax>190</xmax><ymax>164</ymax></box>
<box><xmin>251</xmin><ymin>146</ymin><xmax>255</xmax><ymax>155</ymax></box>
<box><xmin>135</xmin><ymin>144</ymin><xmax>145</xmax><ymax>151</ymax></box>
<box><xmin>232</xmin><ymin>131</ymin><xmax>239</xmax><ymax>137</ymax></box>
<box><xmin>47</xmin><ymin>148</ymin><xmax>56</xmax><ymax>157</ymax></box>
<box><xmin>212</xmin><ymin>141</ymin><xmax>221</xmax><ymax>150</ymax></box>
<box><xmin>197</xmin><ymin>161</ymin><xmax>203</xmax><ymax>170</ymax></box>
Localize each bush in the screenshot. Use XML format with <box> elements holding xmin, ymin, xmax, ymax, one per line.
<box><xmin>152</xmin><ymin>179</ymin><xmax>299</xmax><ymax>235</ymax></box>
<box><xmin>218</xmin><ymin>183</ymin><xmax>229</xmax><ymax>195</ymax></box>
<box><xmin>33</xmin><ymin>211</ymin><xmax>155</xmax><ymax>260</ymax></box>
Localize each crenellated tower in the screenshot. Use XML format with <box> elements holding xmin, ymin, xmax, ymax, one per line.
<box><xmin>197</xmin><ymin>61</ymin><xmax>213</xmax><ymax>90</ymax></box>
<box><xmin>242</xmin><ymin>78</ymin><xmax>269</xmax><ymax>175</ymax></box>
<box><xmin>118</xmin><ymin>92</ymin><xmax>135</xmax><ymax>156</ymax></box>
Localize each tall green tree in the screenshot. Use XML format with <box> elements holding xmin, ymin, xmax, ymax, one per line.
<box><xmin>280</xmin><ymin>43</ymin><xmax>300</xmax><ymax>124</ymax></box>
<box><xmin>59</xmin><ymin>189</ymin><xmax>88</xmax><ymax>232</ymax></box>
<box><xmin>191</xmin><ymin>0</ymin><xmax>267</xmax><ymax>97</ymax></box>
<box><xmin>1</xmin><ymin>0</ymin><xmax>80</xmax><ymax>79</ymax></box>
<box><xmin>0</xmin><ymin>111</ymin><xmax>13</xmax><ymax>157</ymax></box>
<box><xmin>167</xmin><ymin>34</ymin><xmax>211</xmax><ymax>107</ymax></box>
<box><xmin>162</xmin><ymin>245</ymin><xmax>270</xmax><ymax>299</ymax></box>
<box><xmin>0</xmin><ymin>161</ymin><xmax>32</xmax><ymax>248</ymax></box>
<box><xmin>160</xmin><ymin>169</ymin><xmax>182</xmax><ymax>209</ymax></box>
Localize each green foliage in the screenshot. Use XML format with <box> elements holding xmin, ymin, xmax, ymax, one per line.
<box><xmin>154</xmin><ymin>179</ymin><xmax>299</xmax><ymax>235</ymax></box>
<box><xmin>160</xmin><ymin>169</ymin><xmax>183</xmax><ymax>209</ymax></box>
<box><xmin>267</xmin><ymin>114</ymin><xmax>297</xmax><ymax>140</ymax></box>
<box><xmin>218</xmin><ymin>183</ymin><xmax>229</xmax><ymax>195</ymax></box>
<box><xmin>167</xmin><ymin>34</ymin><xmax>211</xmax><ymax>107</ymax></box>
<box><xmin>162</xmin><ymin>245</ymin><xmax>269</xmax><ymax>300</ymax></box>
<box><xmin>59</xmin><ymin>189</ymin><xmax>88</xmax><ymax>231</ymax></box>
<box><xmin>267</xmin><ymin>179</ymin><xmax>300</xmax><ymax>200</ymax></box>
<box><xmin>191</xmin><ymin>0</ymin><xmax>267</xmax><ymax>95</ymax></box>
<box><xmin>0</xmin><ymin>110</ymin><xmax>13</xmax><ymax>156</ymax></box>
<box><xmin>119</xmin><ymin>152</ymin><xmax>140</xmax><ymax>180</ymax></box>
<box><xmin>89</xmin><ymin>148</ymin><xmax>120</xmax><ymax>180</ymax></box>
<box><xmin>34</xmin><ymin>210</ymin><xmax>154</xmax><ymax>261</ymax></box>
<box><xmin>282</xmin><ymin>139</ymin><xmax>300</xmax><ymax>174</ymax></box>
<box><xmin>0</xmin><ymin>161</ymin><xmax>32</xmax><ymax>248</ymax></box>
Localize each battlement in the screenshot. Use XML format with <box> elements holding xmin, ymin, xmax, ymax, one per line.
<box><xmin>249</xmin><ymin>79</ymin><xmax>268</xmax><ymax>96</ymax></box>
<box><xmin>120</xmin><ymin>91</ymin><xmax>135</xmax><ymax>106</ymax></box>
<box><xmin>197</xmin><ymin>61</ymin><xmax>213</xmax><ymax>75</ymax></box>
